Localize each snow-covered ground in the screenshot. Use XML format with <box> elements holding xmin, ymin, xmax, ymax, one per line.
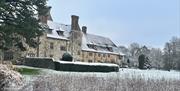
<box><xmin>16</xmin><ymin>66</ymin><xmax>180</xmax><ymax>91</ymax></box>
<box><xmin>118</xmin><ymin>68</ymin><xmax>180</xmax><ymax>80</ymax></box>
<box><xmin>16</xmin><ymin>65</ymin><xmax>180</xmax><ymax>80</ymax></box>
<box><xmin>42</xmin><ymin>68</ymin><xmax>180</xmax><ymax>80</ymax></box>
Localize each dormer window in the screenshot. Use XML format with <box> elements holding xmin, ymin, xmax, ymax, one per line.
<box><xmin>107</xmin><ymin>47</ymin><xmax>113</xmax><ymax>52</ymax></box>
<box><xmin>87</xmin><ymin>44</ymin><xmax>97</xmax><ymax>50</ymax></box>
<box><xmin>57</xmin><ymin>31</ymin><xmax>64</xmax><ymax>36</ymax></box>
<box><xmin>47</xmin><ymin>29</ymin><xmax>53</xmax><ymax>34</ymax></box>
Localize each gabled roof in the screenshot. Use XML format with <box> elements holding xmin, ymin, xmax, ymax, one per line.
<box><xmin>46</xmin><ymin>20</ymin><xmax>71</xmax><ymax>40</ymax></box>
<box><xmin>81</xmin><ymin>33</ymin><xmax>120</xmax><ymax>55</ymax></box>
<box><xmin>45</xmin><ymin>20</ymin><xmax>123</xmax><ymax>56</ymax></box>
<box><xmin>86</xmin><ymin>34</ymin><xmax>117</xmax><ymax>47</ymax></box>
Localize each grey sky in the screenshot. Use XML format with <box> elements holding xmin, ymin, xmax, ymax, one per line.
<box><xmin>47</xmin><ymin>0</ymin><xmax>180</xmax><ymax>48</ymax></box>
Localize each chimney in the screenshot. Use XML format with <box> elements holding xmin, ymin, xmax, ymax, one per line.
<box><xmin>82</xmin><ymin>26</ymin><xmax>87</xmax><ymax>34</ymax></box>
<box><xmin>71</xmin><ymin>15</ymin><xmax>79</xmax><ymax>30</ymax></box>
<box><xmin>39</xmin><ymin>6</ymin><xmax>53</xmax><ymax>24</ymax></box>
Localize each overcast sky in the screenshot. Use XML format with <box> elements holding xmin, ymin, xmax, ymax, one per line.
<box><xmin>47</xmin><ymin>0</ymin><xmax>180</xmax><ymax>48</ymax></box>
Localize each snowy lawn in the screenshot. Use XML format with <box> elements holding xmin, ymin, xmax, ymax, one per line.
<box><xmin>16</xmin><ymin>65</ymin><xmax>180</xmax><ymax>80</ymax></box>
<box><xmin>15</xmin><ymin>65</ymin><xmax>180</xmax><ymax>91</ymax></box>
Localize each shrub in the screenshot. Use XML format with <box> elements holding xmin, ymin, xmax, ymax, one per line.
<box><xmin>61</xmin><ymin>53</ymin><xmax>73</xmax><ymax>61</ymax></box>
<box><xmin>24</xmin><ymin>58</ymin><xmax>55</xmax><ymax>69</ymax></box>
<box><xmin>138</xmin><ymin>54</ymin><xmax>145</xmax><ymax>69</ymax></box>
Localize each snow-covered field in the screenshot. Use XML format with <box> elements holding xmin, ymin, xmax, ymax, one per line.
<box><xmin>39</xmin><ymin>67</ymin><xmax>180</xmax><ymax>80</ymax></box>
<box><xmin>17</xmin><ymin>65</ymin><xmax>180</xmax><ymax>80</ymax></box>
<box><xmin>16</xmin><ymin>66</ymin><xmax>180</xmax><ymax>91</ymax></box>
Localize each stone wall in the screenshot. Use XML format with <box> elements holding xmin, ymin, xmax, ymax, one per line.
<box><xmin>80</xmin><ymin>51</ymin><xmax>121</xmax><ymax>64</ymax></box>
<box><xmin>25</xmin><ymin>33</ymin><xmax>69</xmax><ymax>60</ymax></box>
<box><xmin>39</xmin><ymin>37</ymin><xmax>69</xmax><ymax>60</ymax></box>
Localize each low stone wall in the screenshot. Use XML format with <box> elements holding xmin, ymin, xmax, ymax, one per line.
<box><xmin>54</xmin><ymin>61</ymin><xmax>119</xmax><ymax>72</ymax></box>
<box><xmin>24</xmin><ymin>57</ymin><xmax>55</xmax><ymax>69</ymax></box>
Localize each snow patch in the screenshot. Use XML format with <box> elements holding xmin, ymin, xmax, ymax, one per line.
<box><xmin>57</xmin><ymin>60</ymin><xmax>119</xmax><ymax>67</ymax></box>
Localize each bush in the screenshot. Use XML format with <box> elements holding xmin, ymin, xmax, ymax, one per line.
<box><xmin>24</xmin><ymin>58</ymin><xmax>55</xmax><ymax>69</ymax></box>
<box><xmin>54</xmin><ymin>61</ymin><xmax>119</xmax><ymax>72</ymax></box>
<box><xmin>138</xmin><ymin>54</ymin><xmax>145</xmax><ymax>69</ymax></box>
<box><xmin>61</xmin><ymin>53</ymin><xmax>73</xmax><ymax>61</ymax></box>
<box><xmin>0</xmin><ymin>64</ymin><xmax>23</xmax><ymax>91</ymax></box>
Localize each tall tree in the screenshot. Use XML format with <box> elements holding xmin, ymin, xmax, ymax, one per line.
<box><xmin>163</xmin><ymin>37</ymin><xmax>180</xmax><ymax>70</ymax></box>
<box><xmin>138</xmin><ymin>54</ymin><xmax>145</xmax><ymax>69</ymax></box>
<box><xmin>149</xmin><ymin>48</ymin><xmax>163</xmax><ymax>69</ymax></box>
<box><xmin>0</xmin><ymin>0</ymin><xmax>47</xmax><ymax>50</ymax></box>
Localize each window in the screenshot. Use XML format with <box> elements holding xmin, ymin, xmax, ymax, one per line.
<box><xmin>98</xmin><ymin>53</ymin><xmax>101</xmax><ymax>57</ymax></box>
<box><xmin>111</xmin><ymin>59</ymin><xmax>115</xmax><ymax>63</ymax></box>
<box><xmin>50</xmin><ymin>43</ymin><xmax>54</xmax><ymax>49</ymax></box>
<box><xmin>97</xmin><ymin>60</ymin><xmax>101</xmax><ymax>62</ymax></box>
<box><xmin>78</xmin><ymin>51</ymin><xmax>81</xmax><ymax>55</ymax></box>
<box><xmin>48</xmin><ymin>29</ymin><xmax>53</xmax><ymax>34</ymax></box>
<box><xmin>60</xmin><ymin>46</ymin><xmax>66</xmax><ymax>51</ymax></box>
<box><xmin>87</xmin><ymin>44</ymin><xmax>97</xmax><ymax>50</ymax></box>
<box><xmin>3</xmin><ymin>51</ymin><xmax>13</xmax><ymax>60</ymax></box>
<box><xmin>57</xmin><ymin>31</ymin><xmax>64</xmax><ymax>36</ymax></box>
<box><xmin>50</xmin><ymin>54</ymin><xmax>53</xmax><ymax>57</ymax></box>
<box><xmin>119</xmin><ymin>55</ymin><xmax>123</xmax><ymax>59</ymax></box>
<box><xmin>89</xmin><ymin>53</ymin><xmax>92</xmax><ymax>56</ymax></box>
<box><xmin>88</xmin><ymin>60</ymin><xmax>92</xmax><ymax>62</ymax></box>
<box><xmin>103</xmin><ymin>54</ymin><xmax>106</xmax><ymax>57</ymax></box>
<box><xmin>27</xmin><ymin>53</ymin><xmax>35</xmax><ymax>57</ymax></box>
<box><xmin>107</xmin><ymin>47</ymin><xmax>113</xmax><ymax>52</ymax></box>
<box><xmin>108</xmin><ymin>54</ymin><xmax>110</xmax><ymax>57</ymax></box>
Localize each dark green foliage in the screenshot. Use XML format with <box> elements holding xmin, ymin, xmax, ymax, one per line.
<box><xmin>138</xmin><ymin>54</ymin><xmax>145</xmax><ymax>69</ymax></box>
<box><xmin>24</xmin><ymin>58</ymin><xmax>55</xmax><ymax>69</ymax></box>
<box><xmin>0</xmin><ymin>0</ymin><xmax>47</xmax><ymax>50</ymax></box>
<box><xmin>54</xmin><ymin>62</ymin><xmax>119</xmax><ymax>72</ymax></box>
<box><xmin>62</xmin><ymin>53</ymin><xmax>73</xmax><ymax>61</ymax></box>
<box><xmin>177</xmin><ymin>61</ymin><xmax>180</xmax><ymax>70</ymax></box>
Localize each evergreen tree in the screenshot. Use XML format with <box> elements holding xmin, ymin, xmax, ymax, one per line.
<box><xmin>0</xmin><ymin>0</ymin><xmax>47</xmax><ymax>50</ymax></box>
<box><xmin>138</xmin><ymin>54</ymin><xmax>145</xmax><ymax>69</ymax></box>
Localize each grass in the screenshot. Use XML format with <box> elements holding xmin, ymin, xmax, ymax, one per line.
<box><xmin>16</xmin><ymin>67</ymin><xmax>40</xmax><ymax>75</ymax></box>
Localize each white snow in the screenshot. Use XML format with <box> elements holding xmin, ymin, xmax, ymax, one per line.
<box><xmin>46</xmin><ymin>20</ymin><xmax>71</xmax><ymax>40</ymax></box>
<box><xmin>81</xmin><ymin>33</ymin><xmax>120</xmax><ymax>55</ymax></box>
<box><xmin>16</xmin><ymin>65</ymin><xmax>180</xmax><ymax>80</ymax></box>
<box><xmin>45</xmin><ymin>20</ymin><xmax>124</xmax><ymax>56</ymax></box>
<box><xmin>118</xmin><ymin>68</ymin><xmax>180</xmax><ymax>80</ymax></box>
<box><xmin>57</xmin><ymin>60</ymin><xmax>119</xmax><ymax>67</ymax></box>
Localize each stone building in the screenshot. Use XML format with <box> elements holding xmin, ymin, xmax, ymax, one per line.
<box><xmin>1</xmin><ymin>6</ymin><xmax>124</xmax><ymax>65</ymax></box>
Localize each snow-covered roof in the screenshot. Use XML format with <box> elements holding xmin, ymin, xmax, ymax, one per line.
<box><xmin>81</xmin><ymin>33</ymin><xmax>121</xmax><ymax>55</ymax></box>
<box><xmin>45</xmin><ymin>20</ymin><xmax>125</xmax><ymax>56</ymax></box>
<box><xmin>86</xmin><ymin>34</ymin><xmax>116</xmax><ymax>47</ymax></box>
<box><xmin>46</xmin><ymin>20</ymin><xmax>71</xmax><ymax>40</ymax></box>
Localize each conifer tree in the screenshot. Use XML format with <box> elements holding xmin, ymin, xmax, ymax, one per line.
<box><xmin>0</xmin><ymin>0</ymin><xmax>47</xmax><ymax>50</ymax></box>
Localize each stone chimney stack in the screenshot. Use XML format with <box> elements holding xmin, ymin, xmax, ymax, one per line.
<box><xmin>39</xmin><ymin>6</ymin><xmax>53</xmax><ymax>24</ymax></box>
<box><xmin>71</xmin><ymin>15</ymin><xmax>79</xmax><ymax>31</ymax></box>
<box><xmin>82</xmin><ymin>26</ymin><xmax>87</xmax><ymax>34</ymax></box>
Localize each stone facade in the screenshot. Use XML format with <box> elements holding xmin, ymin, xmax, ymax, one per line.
<box><xmin>79</xmin><ymin>51</ymin><xmax>120</xmax><ymax>64</ymax></box>
<box><xmin>26</xmin><ymin>33</ymin><xmax>69</xmax><ymax>60</ymax></box>
<box><xmin>1</xmin><ymin>6</ymin><xmax>123</xmax><ymax>65</ymax></box>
